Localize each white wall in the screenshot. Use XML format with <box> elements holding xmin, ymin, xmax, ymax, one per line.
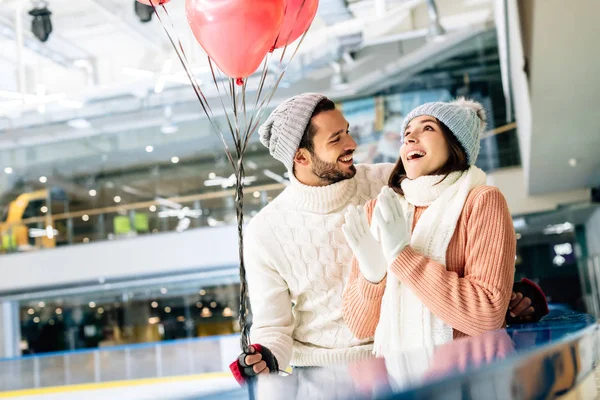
<box><xmin>486</xmin><ymin>167</ymin><xmax>590</xmax><ymax>215</ymax></box>
<box><xmin>0</xmin><ymin>225</ymin><xmax>241</xmax><ymax>293</ymax></box>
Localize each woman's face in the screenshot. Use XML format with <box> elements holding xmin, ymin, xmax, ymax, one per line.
<box><xmin>400</xmin><ymin>116</ymin><xmax>450</xmax><ymax>179</ymax></box>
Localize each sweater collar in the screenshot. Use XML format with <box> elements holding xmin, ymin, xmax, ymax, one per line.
<box><xmin>285</xmin><ymin>171</ymin><xmax>357</xmax><ymax>214</ymax></box>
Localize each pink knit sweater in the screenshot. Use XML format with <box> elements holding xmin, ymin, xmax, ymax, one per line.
<box><xmin>343</xmin><ymin>185</ymin><xmax>516</xmax><ymax>340</ymax></box>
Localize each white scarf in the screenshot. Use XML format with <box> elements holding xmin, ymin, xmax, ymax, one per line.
<box><xmin>373</xmin><ymin>166</ymin><xmax>487</xmax><ymax>356</ymax></box>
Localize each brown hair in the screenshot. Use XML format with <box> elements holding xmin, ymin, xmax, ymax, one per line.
<box><xmin>388</xmin><ymin>118</ymin><xmax>469</xmax><ymax>195</ymax></box>
<box><xmin>297</xmin><ymin>98</ymin><xmax>336</xmax><ymax>154</ymax></box>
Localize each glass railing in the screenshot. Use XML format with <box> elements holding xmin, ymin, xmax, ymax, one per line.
<box><xmin>0</xmin><ymin>182</ymin><xmax>286</xmax><ymax>256</ymax></box>
<box><xmin>0</xmin><ymin>121</ymin><xmax>519</xmax><ymax>258</ymax></box>
<box><xmin>0</xmin><ymin>334</ymin><xmax>239</xmax><ymax>392</ymax></box>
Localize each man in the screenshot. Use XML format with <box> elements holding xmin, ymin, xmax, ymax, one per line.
<box><xmin>231</xmin><ymin>93</ymin><xmax>546</xmax><ymax>381</ymax></box>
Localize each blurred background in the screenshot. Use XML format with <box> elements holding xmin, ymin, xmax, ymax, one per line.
<box><xmin>0</xmin><ymin>0</ymin><xmax>599</xmax><ymax>396</ymax></box>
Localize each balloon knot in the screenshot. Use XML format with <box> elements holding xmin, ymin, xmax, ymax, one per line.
<box><xmin>236</xmin><ymin>78</ymin><xmax>244</xmax><ymax>86</ymax></box>
<box><xmin>269</xmin><ymin>46</ymin><xmax>275</xmax><ymax>53</ymax></box>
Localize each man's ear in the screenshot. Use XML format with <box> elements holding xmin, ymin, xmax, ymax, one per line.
<box><xmin>294</xmin><ymin>148</ymin><xmax>311</xmax><ymax>167</ymax></box>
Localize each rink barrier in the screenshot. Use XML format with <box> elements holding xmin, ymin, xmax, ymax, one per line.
<box><xmin>0</xmin><ymin>334</ymin><xmax>240</xmax><ymax>393</ymax></box>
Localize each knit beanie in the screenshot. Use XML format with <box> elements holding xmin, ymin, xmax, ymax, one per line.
<box><xmin>258</xmin><ymin>93</ymin><xmax>327</xmax><ymax>169</ymax></box>
<box><xmin>400</xmin><ymin>98</ymin><xmax>487</xmax><ymax>165</ymax></box>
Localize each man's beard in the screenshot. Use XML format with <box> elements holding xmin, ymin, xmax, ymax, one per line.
<box><xmin>311</xmin><ymin>152</ymin><xmax>357</xmax><ymax>184</ymax></box>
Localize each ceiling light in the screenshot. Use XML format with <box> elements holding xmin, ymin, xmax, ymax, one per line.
<box><xmin>201</xmin><ymin>307</ymin><xmax>212</xmax><ymax>318</ymax></box>
<box><xmin>38</xmin><ymin>302</ymin><xmax>45</xmax><ymax>308</ymax></box>
<box><xmin>28</xmin><ymin>308</ymin><xmax>35</xmax><ymax>315</ymax></box>
<box><xmin>29</xmin><ymin>7</ymin><xmax>53</xmax><ymax>42</ymax></box>
<box><xmin>222</xmin><ymin>307</ymin><xmax>233</xmax><ymax>317</ymax></box>
<box><xmin>253</xmin><ymin>191</ymin><xmax>260</xmax><ymax>198</ymax></box>
<box><xmin>56</xmin><ymin>308</ymin><xmax>62</xmax><ymax>315</ymax></box>
<box><xmin>151</xmin><ymin>301</ymin><xmax>158</xmax><ymax>308</ymax></box>
<box><xmin>543</xmin><ymin>222</ymin><xmax>574</xmax><ymax>235</ymax></box>
<box><xmin>89</xmin><ymin>302</ymin><xmax>96</xmax><ymax>308</ymax></box>
<box><xmin>4</xmin><ymin>167</ymin><xmax>13</xmax><ymax>174</ymax></box>
<box><xmin>568</xmin><ymin>158</ymin><xmax>577</xmax><ymax>167</ymax></box>
<box><xmin>97</xmin><ymin>307</ymin><xmax>104</xmax><ymax>315</ymax></box>
<box><xmin>83</xmin><ymin>237</ymin><xmax>90</xmax><ymax>243</ymax></box>
<box><xmin>40</xmin><ymin>206</ymin><xmax>48</xmax><ymax>213</ymax></box>
<box><xmin>149</xmin><ymin>205</ymin><xmax>157</xmax><ymax>212</ymax></box>
<box><xmin>512</xmin><ymin>218</ymin><xmax>527</xmax><ymax>230</ymax></box>
<box><xmin>210</xmin><ymin>301</ymin><xmax>217</xmax><ymax>308</ymax></box>
<box><xmin>148</xmin><ymin>317</ymin><xmax>160</xmax><ymax>324</ymax></box>
<box><xmin>89</xmin><ymin>189</ymin><xmax>97</xmax><ymax>197</ymax></box>
<box><xmin>208</xmin><ymin>172</ymin><xmax>216</xmax><ymax>179</ymax></box>
<box><xmin>39</xmin><ymin>176</ymin><xmax>47</xmax><ymax>183</ymax></box>
<box><xmin>82</xmin><ymin>214</ymin><xmax>90</xmax><ymax>222</ymax></box>
<box><xmin>171</xmin><ymin>156</ymin><xmax>179</xmax><ymax>164</ymax></box>
<box><xmin>161</xmin><ymin>123</ymin><xmax>178</xmax><ymax>135</ymax></box>
<box><xmin>113</xmin><ymin>196</ymin><xmax>122</xmax><ymax>203</ymax></box>
<box><xmin>145</xmin><ymin>145</ymin><xmax>154</xmax><ymax>153</ymax></box>
<box><xmin>67</xmin><ymin>118</ymin><xmax>91</xmax><ymax>129</ymax></box>
<box><xmin>134</xmin><ymin>1</ymin><xmax>154</xmax><ymax>23</ymax></box>
<box><xmin>160</xmin><ymin>287</ymin><xmax>168</xmax><ymax>294</ymax></box>
<box><xmin>246</xmin><ymin>161</ymin><xmax>258</xmax><ymax>169</ymax></box>
<box><xmin>33</xmin><ymin>317</ymin><xmax>40</xmax><ymax>323</ymax></box>
<box><xmin>164</xmin><ymin>306</ymin><xmax>171</xmax><ymax>313</ymax></box>
<box><xmin>199</xmin><ymin>289</ymin><xmax>206</xmax><ymax>296</ymax></box>
<box><xmin>196</xmin><ymin>302</ymin><xmax>203</xmax><ymax>308</ymax></box>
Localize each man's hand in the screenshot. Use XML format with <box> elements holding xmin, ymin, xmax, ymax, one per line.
<box><xmin>508</xmin><ymin>292</ymin><xmax>535</xmax><ymax>322</ymax></box>
<box><xmin>506</xmin><ymin>279</ymin><xmax>549</xmax><ymax>325</ymax></box>
<box><xmin>242</xmin><ymin>345</ymin><xmax>271</xmax><ymax>376</ymax></box>
<box><xmin>229</xmin><ymin>344</ymin><xmax>279</xmax><ymax>385</ymax></box>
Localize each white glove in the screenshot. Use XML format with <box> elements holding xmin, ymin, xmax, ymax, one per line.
<box><xmin>342</xmin><ymin>205</ymin><xmax>387</xmax><ymax>283</ymax></box>
<box><xmin>372</xmin><ymin>187</ymin><xmax>411</xmax><ymax>265</ymax></box>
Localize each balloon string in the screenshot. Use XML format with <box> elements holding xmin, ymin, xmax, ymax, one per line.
<box><xmin>149</xmin><ymin>0</ymin><xmax>252</xmax><ymax>354</ymax></box>
<box><xmin>149</xmin><ymin>1</ymin><xmax>235</xmax><ymax>170</ymax></box>
<box><xmin>149</xmin><ymin>0</ymin><xmax>314</xmax><ymax>359</ymax></box>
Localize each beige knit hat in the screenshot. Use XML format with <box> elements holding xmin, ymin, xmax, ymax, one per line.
<box><xmin>258</xmin><ymin>93</ymin><xmax>326</xmax><ymax>169</ymax></box>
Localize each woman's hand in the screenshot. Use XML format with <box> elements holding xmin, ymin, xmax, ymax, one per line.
<box><xmin>342</xmin><ymin>205</ymin><xmax>387</xmax><ymax>283</ymax></box>
<box><xmin>372</xmin><ymin>187</ymin><xmax>411</xmax><ymax>265</ymax></box>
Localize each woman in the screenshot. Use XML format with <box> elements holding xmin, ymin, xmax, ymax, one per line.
<box><xmin>342</xmin><ymin>98</ymin><xmax>516</xmax><ymax>356</ymax></box>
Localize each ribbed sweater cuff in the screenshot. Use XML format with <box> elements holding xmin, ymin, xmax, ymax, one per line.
<box><xmin>357</xmin><ymin>273</ymin><xmax>387</xmax><ymax>299</ymax></box>
<box><xmin>390</xmin><ymin>246</ymin><xmax>423</xmax><ymax>282</ymax></box>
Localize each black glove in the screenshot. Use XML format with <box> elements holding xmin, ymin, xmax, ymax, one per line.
<box><xmin>229</xmin><ymin>344</ymin><xmax>279</xmax><ymax>385</ymax></box>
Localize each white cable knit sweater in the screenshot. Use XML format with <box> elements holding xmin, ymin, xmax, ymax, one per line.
<box><xmin>244</xmin><ymin>163</ymin><xmax>394</xmax><ymax>368</ymax></box>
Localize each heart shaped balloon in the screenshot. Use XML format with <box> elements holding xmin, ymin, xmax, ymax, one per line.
<box><xmin>274</xmin><ymin>0</ymin><xmax>319</xmax><ymax>50</ymax></box>
<box><xmin>186</xmin><ymin>0</ymin><xmax>285</xmax><ymax>80</ymax></box>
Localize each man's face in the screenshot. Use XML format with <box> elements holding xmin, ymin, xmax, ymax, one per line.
<box><xmin>307</xmin><ymin>109</ymin><xmax>357</xmax><ymax>184</ymax></box>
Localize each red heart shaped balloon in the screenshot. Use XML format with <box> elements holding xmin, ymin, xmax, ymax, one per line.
<box><xmin>274</xmin><ymin>0</ymin><xmax>319</xmax><ymax>50</ymax></box>
<box><xmin>186</xmin><ymin>0</ymin><xmax>285</xmax><ymax>80</ymax></box>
